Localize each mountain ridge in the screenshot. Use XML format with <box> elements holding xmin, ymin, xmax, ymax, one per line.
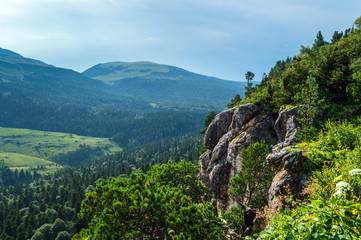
<box><xmin>82</xmin><ymin>61</ymin><xmax>245</xmax><ymax>107</ymax></box>
<box><xmin>0</xmin><ymin>47</ymin><xmax>245</xmax><ymax>148</ymax></box>
<box><xmin>82</xmin><ymin>61</ymin><xmax>237</xmax><ymax>84</ymax></box>
<box><xmin>0</xmin><ymin>47</ymin><xmax>245</xmax><ymax>111</ymax></box>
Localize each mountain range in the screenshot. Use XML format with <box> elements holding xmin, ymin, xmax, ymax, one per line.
<box><xmin>0</xmin><ymin>47</ymin><xmax>246</xmax><ymax>147</ymax></box>
<box><xmin>0</xmin><ymin>48</ymin><xmax>245</xmax><ymax>111</ymax></box>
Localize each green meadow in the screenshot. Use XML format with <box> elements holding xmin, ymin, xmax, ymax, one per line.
<box><xmin>0</xmin><ymin>152</ymin><xmax>60</xmax><ymax>174</ymax></box>
<box><xmin>0</xmin><ymin>127</ymin><xmax>122</xmax><ymax>172</ymax></box>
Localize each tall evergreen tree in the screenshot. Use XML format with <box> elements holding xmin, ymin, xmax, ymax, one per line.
<box><xmin>313</xmin><ymin>31</ymin><xmax>327</xmax><ymax>49</ymax></box>
<box><xmin>245</xmin><ymin>71</ymin><xmax>255</xmax><ymax>98</ymax></box>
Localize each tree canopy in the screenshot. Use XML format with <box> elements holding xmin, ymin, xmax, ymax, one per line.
<box><xmin>73</xmin><ymin>162</ymin><xmax>226</xmax><ymax>240</ymax></box>
<box><xmin>243</xmin><ymin>17</ymin><xmax>361</xmax><ymax>122</ymax></box>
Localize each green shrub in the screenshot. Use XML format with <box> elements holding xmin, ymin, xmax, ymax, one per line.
<box><xmin>74</xmin><ymin>162</ymin><xmax>226</xmax><ymax>240</ymax></box>
<box><xmin>260</xmin><ymin>166</ymin><xmax>361</xmax><ymax>239</ymax></box>
<box><xmin>258</xmin><ymin>197</ymin><xmax>361</xmax><ymax>239</ymax></box>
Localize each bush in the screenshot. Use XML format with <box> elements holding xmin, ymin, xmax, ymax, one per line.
<box><xmin>259</xmin><ymin>197</ymin><xmax>361</xmax><ymax>239</ymax></box>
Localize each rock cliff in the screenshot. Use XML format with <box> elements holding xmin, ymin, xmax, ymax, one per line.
<box><xmin>198</xmin><ymin>104</ymin><xmax>309</xmax><ymax>214</ymax></box>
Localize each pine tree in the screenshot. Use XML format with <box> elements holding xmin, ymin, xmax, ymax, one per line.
<box><xmin>244</xmin><ymin>71</ymin><xmax>255</xmax><ymax>98</ymax></box>
<box><xmin>313</xmin><ymin>31</ymin><xmax>327</xmax><ymax>49</ymax></box>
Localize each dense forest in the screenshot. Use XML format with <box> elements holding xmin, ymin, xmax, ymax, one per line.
<box><xmin>0</xmin><ymin>90</ymin><xmax>206</xmax><ymax>148</ymax></box>
<box><xmin>0</xmin><ymin>134</ymin><xmax>202</xmax><ymax>239</ymax></box>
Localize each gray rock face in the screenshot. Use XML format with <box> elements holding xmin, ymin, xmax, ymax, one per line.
<box><xmin>198</xmin><ymin>103</ymin><xmax>309</xmax><ymax>213</ymax></box>
<box><xmin>274</xmin><ymin>106</ymin><xmax>300</xmax><ymax>142</ymax></box>
<box><xmin>268</xmin><ymin>150</ymin><xmax>309</xmax><ymax>209</ymax></box>
<box><xmin>230</xmin><ymin>103</ymin><xmax>265</xmax><ymax>132</ymax></box>
<box><xmin>198</xmin><ymin>104</ymin><xmax>276</xmax><ymax>213</ymax></box>
<box><xmin>204</xmin><ymin>108</ymin><xmax>235</xmax><ymax>150</ymax></box>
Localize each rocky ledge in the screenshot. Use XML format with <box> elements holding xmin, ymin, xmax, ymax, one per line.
<box><xmin>198</xmin><ymin>104</ymin><xmax>310</xmax><ymax>214</ymax></box>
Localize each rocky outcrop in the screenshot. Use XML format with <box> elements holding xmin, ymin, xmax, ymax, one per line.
<box><xmin>198</xmin><ymin>103</ymin><xmax>276</xmax><ymax>213</ymax></box>
<box><xmin>267</xmin><ymin>149</ymin><xmax>309</xmax><ymax>209</ymax></box>
<box><xmin>273</xmin><ymin>106</ymin><xmax>300</xmax><ymax>148</ymax></box>
<box><xmin>198</xmin><ymin>104</ymin><xmax>309</xmax><ymax>213</ymax></box>
<box><xmin>267</xmin><ymin>105</ymin><xmax>309</xmax><ymax>210</ymax></box>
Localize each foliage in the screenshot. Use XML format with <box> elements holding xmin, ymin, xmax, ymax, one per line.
<box><xmin>259</xmin><ymin>197</ymin><xmax>361</xmax><ymax>239</ymax></box>
<box><xmin>55</xmin><ymin>231</ymin><xmax>71</xmax><ymax>240</ymax></box>
<box><xmin>259</xmin><ymin>119</ymin><xmax>361</xmax><ymax>239</ymax></box>
<box><xmin>221</xmin><ymin>207</ymin><xmax>245</xmax><ymax>236</ymax></box>
<box><xmin>241</xmin><ymin>17</ymin><xmax>361</xmax><ymax>121</ymax></box>
<box><xmin>312</xmin><ymin>31</ymin><xmax>328</xmax><ymax>49</ymax></box>
<box><xmin>331</xmin><ymin>31</ymin><xmax>343</xmax><ymax>44</ymax></box>
<box><xmin>227</xmin><ymin>94</ymin><xmax>242</xmax><ymax>109</ymax></box>
<box><xmin>245</xmin><ymin>71</ymin><xmax>255</xmax><ymax>98</ymax></box>
<box><xmin>304</xmin><ymin>119</ymin><xmax>359</xmax><ymax>171</ymax></box>
<box><xmin>302</xmin><ymin>119</ymin><xmax>361</xmax><ymax>197</ymax></box>
<box><xmin>230</xmin><ymin>141</ymin><xmax>273</xmax><ymax>208</ymax></box>
<box><xmin>293</xmin><ymin>75</ymin><xmax>322</xmax><ymax>142</ymax></box>
<box><xmin>74</xmin><ymin>162</ymin><xmax>225</xmax><ymax>239</ymax></box>
<box><xmin>0</xmin><ymin>134</ymin><xmax>203</xmax><ymax>239</ymax></box>
<box><xmin>200</xmin><ymin>111</ymin><xmax>216</xmax><ymax>134</ymax></box>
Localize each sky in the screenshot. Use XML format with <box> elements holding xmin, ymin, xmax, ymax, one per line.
<box><xmin>0</xmin><ymin>0</ymin><xmax>360</xmax><ymax>82</ymax></box>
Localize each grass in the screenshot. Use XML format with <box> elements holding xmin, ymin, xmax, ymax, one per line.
<box><xmin>0</xmin><ymin>152</ymin><xmax>61</xmax><ymax>175</ymax></box>
<box><xmin>0</xmin><ymin>127</ymin><xmax>122</xmax><ymax>172</ymax></box>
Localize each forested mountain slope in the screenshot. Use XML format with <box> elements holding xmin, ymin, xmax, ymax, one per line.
<box><xmin>0</xmin><ymin>48</ymin><xmax>134</xmax><ymax>107</ymax></box>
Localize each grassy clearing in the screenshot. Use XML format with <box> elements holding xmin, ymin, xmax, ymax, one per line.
<box><xmin>0</xmin><ymin>126</ymin><xmax>122</xmax><ymax>170</ymax></box>
<box><xmin>0</xmin><ymin>152</ymin><xmax>62</xmax><ymax>175</ymax></box>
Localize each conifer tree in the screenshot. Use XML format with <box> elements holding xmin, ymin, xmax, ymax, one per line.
<box><xmin>244</xmin><ymin>71</ymin><xmax>255</xmax><ymax>98</ymax></box>
<box><xmin>313</xmin><ymin>31</ymin><xmax>327</xmax><ymax>49</ymax></box>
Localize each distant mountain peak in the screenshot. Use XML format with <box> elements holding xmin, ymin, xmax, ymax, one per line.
<box><xmin>81</xmin><ymin>60</ymin><xmax>244</xmax><ymax>108</ymax></box>
<box><xmin>0</xmin><ymin>48</ymin><xmax>23</xmax><ymax>57</ymax></box>
<box><xmin>82</xmin><ymin>61</ymin><xmax>174</xmax><ymax>84</ymax></box>
<box><xmin>0</xmin><ymin>48</ymin><xmax>48</xmax><ymax>66</ymax></box>
<box><xmin>82</xmin><ymin>61</ymin><xmax>227</xmax><ymax>85</ymax></box>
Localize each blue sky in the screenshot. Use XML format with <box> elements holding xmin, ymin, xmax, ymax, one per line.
<box><xmin>0</xmin><ymin>0</ymin><xmax>360</xmax><ymax>81</ymax></box>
